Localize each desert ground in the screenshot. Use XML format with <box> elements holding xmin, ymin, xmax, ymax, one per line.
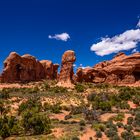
<box><xmin>0</xmin><ymin>81</ymin><xmax>140</xmax><ymax>140</ymax></box>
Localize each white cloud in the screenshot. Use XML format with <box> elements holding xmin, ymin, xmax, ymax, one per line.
<box><xmin>73</xmin><ymin>64</ymin><xmax>76</xmax><ymax>67</ymax></box>
<box><xmin>48</xmin><ymin>33</ymin><xmax>70</xmax><ymax>41</ymax></box>
<box><xmin>90</xmin><ymin>20</ymin><xmax>140</xmax><ymax>56</ymax></box>
<box><xmin>132</xmin><ymin>48</ymin><xmax>139</xmax><ymax>53</ymax></box>
<box><xmin>137</xmin><ymin>19</ymin><xmax>140</xmax><ymax>28</ymax></box>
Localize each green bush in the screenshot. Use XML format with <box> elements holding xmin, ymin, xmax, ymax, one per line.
<box><xmin>49</xmin><ymin>86</ymin><xmax>67</xmax><ymax>93</ymax></box>
<box><xmin>87</xmin><ymin>93</ymin><xmax>96</xmax><ymax>101</ymax></box>
<box><xmin>0</xmin><ymin>92</ymin><xmax>9</xmax><ymax>99</ymax></box>
<box><xmin>121</xmin><ymin>131</ymin><xmax>134</xmax><ymax>140</ymax></box>
<box><xmin>0</xmin><ymin>124</ymin><xmax>10</xmax><ymax>138</ymax></box>
<box><xmin>79</xmin><ymin>120</ymin><xmax>86</xmax><ymax>126</ymax></box>
<box><xmin>51</xmin><ymin>103</ymin><xmax>62</xmax><ymax>114</ymax></box>
<box><xmin>127</xmin><ymin>117</ymin><xmax>133</xmax><ymax>125</ymax></box>
<box><xmin>98</xmin><ymin>101</ymin><xmax>112</xmax><ymax>111</ymax></box>
<box><xmin>71</xmin><ymin>136</ymin><xmax>80</xmax><ymax>140</ymax></box>
<box><xmin>113</xmin><ymin>113</ymin><xmax>124</xmax><ymax>122</ymax></box>
<box><xmin>105</xmin><ymin>128</ymin><xmax>117</xmax><ymax>137</ymax></box>
<box><xmin>18</xmin><ymin>96</ymin><xmax>42</xmax><ymax>114</ymax></box>
<box><xmin>75</xmin><ymin>84</ymin><xmax>85</xmax><ymax>92</ymax></box>
<box><xmin>92</xmin><ymin>122</ymin><xmax>106</xmax><ymax>132</ymax></box>
<box><xmin>116</xmin><ymin>122</ymin><xmax>123</xmax><ymax>128</ymax></box>
<box><xmin>124</xmin><ymin>125</ymin><xmax>133</xmax><ymax>132</ymax></box>
<box><xmin>0</xmin><ymin>115</ymin><xmax>19</xmax><ymax>138</ymax></box>
<box><xmin>95</xmin><ymin>130</ymin><xmax>102</xmax><ymax>138</ymax></box>
<box><xmin>135</xmin><ymin>112</ymin><xmax>140</xmax><ymax>126</ymax></box>
<box><xmin>22</xmin><ymin>110</ymin><xmax>51</xmax><ymax>135</ymax></box>
<box><xmin>118</xmin><ymin>87</ymin><xmax>134</xmax><ymax>101</ymax></box>
<box><xmin>70</xmin><ymin>105</ymin><xmax>85</xmax><ymax>115</ymax></box>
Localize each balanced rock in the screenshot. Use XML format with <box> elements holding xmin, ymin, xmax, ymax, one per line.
<box><xmin>57</xmin><ymin>50</ymin><xmax>76</xmax><ymax>87</ymax></box>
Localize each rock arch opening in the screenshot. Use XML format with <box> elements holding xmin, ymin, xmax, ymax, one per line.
<box><xmin>16</xmin><ymin>64</ymin><xmax>22</xmax><ymax>81</ymax></box>
<box><xmin>133</xmin><ymin>71</ymin><xmax>140</xmax><ymax>81</ymax></box>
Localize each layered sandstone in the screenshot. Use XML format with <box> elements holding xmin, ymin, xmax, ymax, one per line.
<box><xmin>0</xmin><ymin>52</ymin><xmax>58</xmax><ymax>83</ymax></box>
<box><xmin>57</xmin><ymin>50</ymin><xmax>76</xmax><ymax>87</ymax></box>
<box><xmin>76</xmin><ymin>52</ymin><xmax>140</xmax><ymax>85</ymax></box>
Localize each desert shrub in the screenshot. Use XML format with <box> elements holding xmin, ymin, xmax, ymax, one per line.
<box><xmin>84</xmin><ymin>109</ymin><xmax>99</xmax><ymax>122</ymax></box>
<box><xmin>43</xmin><ymin>82</ymin><xmax>50</xmax><ymax>90</ymax></box>
<box><xmin>71</xmin><ymin>136</ymin><xmax>80</xmax><ymax>140</ymax></box>
<box><xmin>92</xmin><ymin>122</ymin><xmax>105</xmax><ymax>132</ymax></box>
<box><xmin>75</xmin><ymin>84</ymin><xmax>85</xmax><ymax>92</ymax></box>
<box><xmin>105</xmin><ymin>121</ymin><xmax>117</xmax><ymax>132</ymax></box>
<box><xmin>135</xmin><ymin>112</ymin><xmax>140</xmax><ymax>126</ymax></box>
<box><xmin>94</xmin><ymin>83</ymin><xmax>110</xmax><ymax>89</ymax></box>
<box><xmin>95</xmin><ymin>130</ymin><xmax>102</xmax><ymax>138</ymax></box>
<box><xmin>0</xmin><ymin>124</ymin><xmax>10</xmax><ymax>138</ymax></box>
<box><xmin>64</xmin><ymin>114</ymin><xmax>72</xmax><ymax>120</ymax></box>
<box><xmin>0</xmin><ymin>92</ymin><xmax>9</xmax><ymax>99</ymax></box>
<box><xmin>132</xmin><ymin>94</ymin><xmax>140</xmax><ymax>105</ymax></box>
<box><xmin>79</xmin><ymin>126</ymin><xmax>84</xmax><ymax>131</ymax></box>
<box><xmin>43</xmin><ymin>102</ymin><xmax>52</xmax><ymax>111</ymax></box>
<box><xmin>116</xmin><ymin>101</ymin><xmax>130</xmax><ymax>109</ymax></box>
<box><xmin>50</xmin><ymin>103</ymin><xmax>61</xmax><ymax>114</ymax></box>
<box><xmin>113</xmin><ymin>113</ymin><xmax>124</xmax><ymax>122</ymax></box>
<box><xmin>116</xmin><ymin>122</ymin><xmax>123</xmax><ymax>128</ymax></box>
<box><xmin>62</xmin><ymin>105</ymin><xmax>71</xmax><ymax>111</ymax></box>
<box><xmin>70</xmin><ymin>105</ymin><xmax>85</xmax><ymax>115</ymax></box>
<box><xmin>98</xmin><ymin>101</ymin><xmax>112</xmax><ymax>111</ymax></box>
<box><xmin>118</xmin><ymin>87</ymin><xmax>134</xmax><ymax>101</ymax></box>
<box><xmin>49</xmin><ymin>86</ymin><xmax>67</xmax><ymax>93</ymax></box>
<box><xmin>105</xmin><ymin>120</ymin><xmax>114</xmax><ymax>128</ymax></box>
<box><xmin>0</xmin><ymin>115</ymin><xmax>19</xmax><ymax>138</ymax></box>
<box><xmin>87</xmin><ymin>93</ymin><xmax>96</xmax><ymax>102</ymax></box>
<box><xmin>110</xmin><ymin>135</ymin><xmax>120</xmax><ymax>140</ymax></box>
<box><xmin>0</xmin><ymin>101</ymin><xmax>5</xmax><ymax>115</ymax></box>
<box><xmin>124</xmin><ymin>125</ymin><xmax>133</xmax><ymax>132</ymax></box>
<box><xmin>79</xmin><ymin>120</ymin><xmax>86</xmax><ymax>126</ymax></box>
<box><xmin>22</xmin><ymin>110</ymin><xmax>51</xmax><ymax>135</ymax></box>
<box><xmin>44</xmin><ymin>102</ymin><xmax>62</xmax><ymax>114</ymax></box>
<box><xmin>121</xmin><ymin>131</ymin><xmax>135</xmax><ymax>140</ymax></box>
<box><xmin>105</xmin><ymin>128</ymin><xmax>117</xmax><ymax>137</ymax></box>
<box><xmin>127</xmin><ymin>117</ymin><xmax>133</xmax><ymax>125</ymax></box>
<box><xmin>18</xmin><ymin>96</ymin><xmax>42</xmax><ymax>114</ymax></box>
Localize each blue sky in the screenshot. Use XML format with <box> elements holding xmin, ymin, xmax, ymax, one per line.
<box><xmin>0</xmin><ymin>0</ymin><xmax>140</xmax><ymax>72</ymax></box>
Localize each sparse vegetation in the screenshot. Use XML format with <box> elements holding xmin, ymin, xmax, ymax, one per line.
<box><xmin>0</xmin><ymin>83</ymin><xmax>140</xmax><ymax>139</ymax></box>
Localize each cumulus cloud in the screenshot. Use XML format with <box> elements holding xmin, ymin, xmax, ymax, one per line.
<box><xmin>48</xmin><ymin>33</ymin><xmax>70</xmax><ymax>41</ymax></box>
<box><xmin>90</xmin><ymin>20</ymin><xmax>140</xmax><ymax>56</ymax></box>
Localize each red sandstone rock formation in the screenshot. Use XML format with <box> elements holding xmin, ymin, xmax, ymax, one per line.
<box><xmin>76</xmin><ymin>52</ymin><xmax>140</xmax><ymax>85</ymax></box>
<box><xmin>57</xmin><ymin>50</ymin><xmax>76</xmax><ymax>87</ymax></box>
<box><xmin>0</xmin><ymin>52</ymin><xmax>58</xmax><ymax>83</ymax></box>
<box><xmin>40</xmin><ymin>60</ymin><xmax>59</xmax><ymax>79</ymax></box>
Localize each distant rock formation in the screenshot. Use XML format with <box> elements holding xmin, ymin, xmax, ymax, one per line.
<box><xmin>1</xmin><ymin>50</ymin><xmax>140</xmax><ymax>86</ymax></box>
<box><xmin>40</xmin><ymin>60</ymin><xmax>59</xmax><ymax>80</ymax></box>
<box><xmin>57</xmin><ymin>50</ymin><xmax>76</xmax><ymax>87</ymax></box>
<box><xmin>76</xmin><ymin>52</ymin><xmax>140</xmax><ymax>85</ymax></box>
<box><xmin>0</xmin><ymin>52</ymin><xmax>59</xmax><ymax>83</ymax></box>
